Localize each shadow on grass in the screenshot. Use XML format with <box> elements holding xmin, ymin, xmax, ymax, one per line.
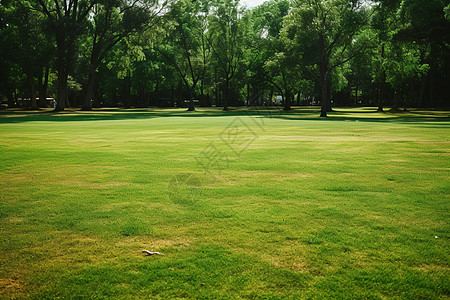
<box><xmin>0</xmin><ymin>107</ymin><xmax>448</xmax><ymax>126</ymax></box>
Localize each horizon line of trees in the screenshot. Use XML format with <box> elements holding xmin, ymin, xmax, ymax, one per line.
<box><xmin>1</xmin><ymin>0</ymin><xmax>449</xmax><ymax>117</ymax></box>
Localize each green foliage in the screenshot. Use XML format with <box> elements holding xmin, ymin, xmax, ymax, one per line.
<box><xmin>445</xmin><ymin>3</ymin><xmax>450</xmax><ymax>20</ymax></box>
<box><xmin>282</xmin><ymin>0</ymin><xmax>370</xmax><ymax>114</ymax></box>
<box><xmin>1</xmin><ymin>0</ymin><xmax>449</xmax><ymax>109</ymax></box>
<box><xmin>384</xmin><ymin>43</ymin><xmax>429</xmax><ymax>90</ymax></box>
<box><xmin>109</xmin><ymin>40</ymin><xmax>146</xmax><ymax>80</ymax></box>
<box><xmin>67</xmin><ymin>75</ymin><xmax>83</xmax><ymax>92</ymax></box>
<box><xmin>207</xmin><ymin>0</ymin><xmax>247</xmax><ymax>106</ymax></box>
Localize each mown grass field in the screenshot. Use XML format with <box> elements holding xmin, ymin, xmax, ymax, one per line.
<box><xmin>0</xmin><ymin>107</ymin><xmax>449</xmax><ymax>299</ymax></box>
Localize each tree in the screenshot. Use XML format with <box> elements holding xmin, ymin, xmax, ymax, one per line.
<box><xmin>33</xmin><ymin>0</ymin><xmax>96</xmax><ymax>111</ymax></box>
<box><xmin>370</xmin><ymin>1</ymin><xmax>400</xmax><ymax>111</ymax></box>
<box><xmin>207</xmin><ymin>0</ymin><xmax>246</xmax><ymax>111</ymax></box>
<box><xmin>104</xmin><ymin>35</ymin><xmax>147</xmax><ymax>108</ymax></box>
<box><xmin>384</xmin><ymin>40</ymin><xmax>429</xmax><ymax>110</ymax></box>
<box><xmin>264</xmin><ymin>51</ymin><xmax>305</xmax><ymax>110</ymax></box>
<box><xmin>247</xmin><ymin>0</ymin><xmax>294</xmax><ymax>108</ymax></box>
<box><xmin>0</xmin><ymin>2</ymin><xmax>21</xmax><ymax>107</ymax></box>
<box><xmin>1</xmin><ymin>1</ymin><xmax>54</xmax><ymax>109</ymax></box>
<box><xmin>343</xmin><ymin>31</ymin><xmax>376</xmax><ymax>107</ymax></box>
<box><xmin>398</xmin><ymin>0</ymin><xmax>450</xmax><ymax>107</ymax></box>
<box><xmin>369</xmin><ymin>0</ymin><xmax>446</xmax><ymax>110</ymax></box>
<box><xmin>81</xmin><ymin>0</ymin><xmax>156</xmax><ymax>110</ymax></box>
<box><xmin>283</xmin><ymin>0</ymin><xmax>370</xmax><ymax>117</ymax></box>
<box><xmin>158</xmin><ymin>0</ymin><xmax>209</xmax><ymax>111</ymax></box>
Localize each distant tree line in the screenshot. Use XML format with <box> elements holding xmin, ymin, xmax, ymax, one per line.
<box><xmin>1</xmin><ymin>0</ymin><xmax>449</xmax><ymax>116</ymax></box>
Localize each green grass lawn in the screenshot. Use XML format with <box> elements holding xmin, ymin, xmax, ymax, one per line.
<box><xmin>0</xmin><ymin>107</ymin><xmax>449</xmax><ymax>299</ymax></box>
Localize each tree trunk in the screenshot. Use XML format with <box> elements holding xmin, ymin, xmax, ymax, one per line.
<box><xmin>269</xmin><ymin>86</ymin><xmax>274</xmax><ymax>106</ymax></box>
<box><xmin>377</xmin><ymin>44</ymin><xmax>386</xmax><ymax>112</ymax></box>
<box><xmin>320</xmin><ymin>81</ymin><xmax>328</xmax><ymax>117</ymax></box>
<box><xmin>419</xmin><ymin>73</ymin><xmax>427</xmax><ymax>107</ymax></box>
<box><xmin>392</xmin><ymin>91</ymin><xmax>399</xmax><ymax>111</ymax></box>
<box><xmin>7</xmin><ymin>88</ymin><xmax>16</xmax><ymax>108</ymax></box>
<box><xmin>377</xmin><ymin>83</ymin><xmax>384</xmax><ymax>112</ymax></box>
<box><xmin>66</xmin><ymin>91</ymin><xmax>70</xmax><ymax>108</ymax></box>
<box><xmin>83</xmin><ymin>42</ymin><xmax>103</xmax><ymax>111</ymax></box>
<box><xmin>246</xmin><ymin>83</ymin><xmax>250</xmax><ymax>106</ymax></box>
<box><xmin>13</xmin><ymin>89</ymin><xmax>18</xmax><ymax>106</ymax></box>
<box><xmin>428</xmin><ymin>70</ymin><xmax>434</xmax><ymax>108</ymax></box>
<box><xmin>255</xmin><ymin>88</ymin><xmax>260</xmax><ymax>106</ymax></box>
<box><xmin>283</xmin><ymin>90</ymin><xmax>291</xmax><ymax>110</ymax></box>
<box><xmin>37</xmin><ymin>74</ymin><xmax>44</xmax><ymax>107</ymax></box>
<box><xmin>319</xmin><ymin>34</ymin><xmax>328</xmax><ymax>117</ymax></box>
<box><xmin>200</xmin><ymin>80</ymin><xmax>205</xmax><ymax>106</ymax></box>
<box><xmin>214</xmin><ymin>87</ymin><xmax>219</xmax><ymax>107</ymax></box>
<box><xmin>171</xmin><ymin>85</ymin><xmax>175</xmax><ymax>107</ymax></box>
<box><xmin>223</xmin><ymin>77</ymin><xmax>229</xmax><ymax>111</ymax></box>
<box><xmin>377</xmin><ymin>85</ymin><xmax>384</xmax><ymax>112</ymax></box>
<box><xmin>27</xmin><ymin>72</ymin><xmax>38</xmax><ymax>110</ymax></box>
<box><xmin>187</xmin><ymin>88</ymin><xmax>195</xmax><ymax>111</ymax></box>
<box><xmin>38</xmin><ymin>66</ymin><xmax>49</xmax><ymax>108</ymax></box>
<box><xmin>326</xmin><ymin>79</ymin><xmax>332</xmax><ymax>112</ymax></box>
<box><xmin>124</xmin><ymin>71</ymin><xmax>131</xmax><ymax>108</ymax></box>
<box><xmin>54</xmin><ymin>35</ymin><xmax>70</xmax><ymax>112</ymax></box>
<box><xmin>177</xmin><ymin>81</ymin><xmax>183</xmax><ymax>108</ymax></box>
<box><xmin>55</xmin><ymin>70</ymin><xmax>67</xmax><ymax>112</ymax></box>
<box><xmin>82</xmin><ymin>67</ymin><xmax>96</xmax><ymax>110</ymax></box>
<box><xmin>319</xmin><ymin>75</ymin><xmax>330</xmax><ymax>117</ymax></box>
<box><xmin>54</xmin><ymin>31</ymin><xmax>73</xmax><ymax>112</ymax></box>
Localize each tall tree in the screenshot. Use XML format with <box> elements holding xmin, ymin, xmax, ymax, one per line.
<box><xmin>34</xmin><ymin>0</ymin><xmax>96</xmax><ymax>111</ymax></box>
<box><xmin>247</xmin><ymin>0</ymin><xmax>293</xmax><ymax>107</ymax></box>
<box><xmin>1</xmin><ymin>1</ymin><xmax>54</xmax><ymax>109</ymax></box>
<box><xmin>398</xmin><ymin>0</ymin><xmax>450</xmax><ymax>107</ymax></box>
<box><xmin>283</xmin><ymin>0</ymin><xmax>369</xmax><ymax>117</ymax></box>
<box><xmin>81</xmin><ymin>0</ymin><xmax>157</xmax><ymax>110</ymax></box>
<box><xmin>207</xmin><ymin>0</ymin><xmax>246</xmax><ymax>111</ymax></box>
<box><xmin>158</xmin><ymin>0</ymin><xmax>209</xmax><ymax>111</ymax></box>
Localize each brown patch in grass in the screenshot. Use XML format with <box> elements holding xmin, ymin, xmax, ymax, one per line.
<box><xmin>115</xmin><ymin>237</ymin><xmax>191</xmax><ymax>256</ymax></box>
<box><xmin>263</xmin><ymin>135</ymin><xmax>425</xmax><ymax>143</ymax></box>
<box><xmin>59</xmin><ymin>164</ymin><xmax>127</xmax><ymax>170</ymax></box>
<box><xmin>294</xmin><ymin>173</ymin><xmax>314</xmax><ymax>178</ymax></box>
<box><xmin>70</xmin><ymin>138</ymin><xmax>107</xmax><ymax>143</ymax></box>
<box><xmin>262</xmin><ymin>253</ymin><xmax>309</xmax><ymax>272</ymax></box>
<box><xmin>432</xmin><ymin>167</ymin><xmax>450</xmax><ymax>171</ymax></box>
<box><xmin>233</xmin><ymin>170</ymin><xmax>314</xmax><ymax>180</ymax></box>
<box><xmin>58</xmin><ymin>180</ymin><xmax>127</xmax><ymax>188</ymax></box>
<box><xmin>415</xmin><ymin>140</ymin><xmax>450</xmax><ymax>144</ymax></box>
<box><xmin>2</xmin><ymin>233</ymin><xmax>194</xmax><ymax>297</ymax></box>
<box><xmin>2</xmin><ymin>164</ymin><xmax>128</xmax><ymax>188</ymax></box>
<box><xmin>0</xmin><ymin>186</ymin><xmax>20</xmax><ymax>192</ymax></box>
<box><xmin>7</xmin><ymin>217</ymin><xmax>25</xmax><ymax>223</ymax></box>
<box><xmin>412</xmin><ymin>264</ymin><xmax>450</xmax><ymax>273</ymax></box>
<box><xmin>235</xmin><ymin>242</ymin><xmax>310</xmax><ymax>273</ymax></box>
<box><xmin>0</xmin><ymin>276</ymin><xmax>24</xmax><ymax>295</ymax></box>
<box><xmin>169</xmin><ymin>158</ymin><xmax>191</xmax><ymax>161</ymax></box>
<box><xmin>22</xmin><ymin>232</ymin><xmax>110</xmax><ymax>267</ymax></box>
<box><xmin>416</xmin><ymin>152</ymin><xmax>449</xmax><ymax>156</ymax></box>
<box><xmin>3</xmin><ymin>175</ymin><xmax>33</xmax><ymax>183</ymax></box>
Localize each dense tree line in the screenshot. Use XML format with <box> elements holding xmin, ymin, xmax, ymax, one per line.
<box><xmin>1</xmin><ymin>0</ymin><xmax>449</xmax><ymax>116</ymax></box>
